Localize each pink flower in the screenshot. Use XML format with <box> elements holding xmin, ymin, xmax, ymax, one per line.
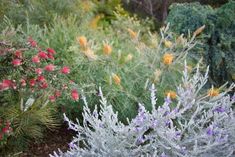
<box><xmin>44</xmin><ymin>64</ymin><xmax>55</xmax><ymax>72</ymax></box>
<box><xmin>47</xmin><ymin>48</ymin><xmax>56</xmax><ymax>55</ymax></box>
<box><xmin>47</xmin><ymin>54</ymin><xmax>55</xmax><ymax>60</ymax></box>
<box><xmin>35</xmin><ymin>68</ymin><xmax>43</xmax><ymax>75</ymax></box>
<box><xmin>61</xmin><ymin>66</ymin><xmax>70</xmax><ymax>74</ymax></box>
<box><xmin>15</xmin><ymin>50</ymin><xmax>22</xmax><ymax>58</ymax></box>
<box><xmin>28</xmin><ymin>37</ymin><xmax>37</xmax><ymax>47</ymax></box>
<box><xmin>2</xmin><ymin>127</ymin><xmax>9</xmax><ymax>133</ymax></box>
<box><xmin>37</xmin><ymin>75</ymin><xmax>45</xmax><ymax>82</ymax></box>
<box><xmin>38</xmin><ymin>51</ymin><xmax>48</xmax><ymax>59</ymax></box>
<box><xmin>20</xmin><ymin>79</ymin><xmax>26</xmax><ymax>87</ymax></box>
<box><xmin>29</xmin><ymin>79</ymin><xmax>36</xmax><ymax>87</ymax></box>
<box><xmin>71</xmin><ymin>89</ymin><xmax>79</xmax><ymax>101</ymax></box>
<box><xmin>32</xmin><ymin>56</ymin><xmax>40</xmax><ymax>63</ymax></box>
<box><xmin>0</xmin><ymin>79</ymin><xmax>12</xmax><ymax>91</ymax></box>
<box><xmin>40</xmin><ymin>82</ymin><xmax>48</xmax><ymax>89</ymax></box>
<box><xmin>49</xmin><ymin>95</ymin><xmax>56</xmax><ymax>102</ymax></box>
<box><xmin>55</xmin><ymin>90</ymin><xmax>61</xmax><ymax>97</ymax></box>
<box><xmin>12</xmin><ymin>59</ymin><xmax>22</xmax><ymax>66</ymax></box>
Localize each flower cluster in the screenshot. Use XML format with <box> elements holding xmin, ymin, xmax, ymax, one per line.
<box><xmin>51</xmin><ymin>63</ymin><xmax>235</xmax><ymax>157</ymax></box>
<box><xmin>0</xmin><ymin>37</ymin><xmax>80</xmax><ymax>109</ymax></box>
<box><xmin>0</xmin><ymin>119</ymin><xmax>12</xmax><ymax>147</ymax></box>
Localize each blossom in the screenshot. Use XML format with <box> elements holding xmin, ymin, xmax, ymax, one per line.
<box><xmin>165</xmin><ymin>90</ymin><xmax>177</xmax><ymax>99</ymax></box>
<box><xmin>2</xmin><ymin>127</ymin><xmax>9</xmax><ymax>133</ymax></box>
<box><xmin>103</xmin><ymin>44</ymin><xmax>112</xmax><ymax>55</ymax></box>
<box><xmin>20</xmin><ymin>79</ymin><xmax>26</xmax><ymax>87</ymax></box>
<box><xmin>47</xmin><ymin>54</ymin><xmax>55</xmax><ymax>60</ymax></box>
<box><xmin>164</xmin><ymin>40</ymin><xmax>173</xmax><ymax>48</ymax></box>
<box><xmin>44</xmin><ymin>64</ymin><xmax>55</xmax><ymax>72</ymax></box>
<box><xmin>37</xmin><ymin>75</ymin><xmax>46</xmax><ymax>82</ymax></box>
<box><xmin>32</xmin><ymin>55</ymin><xmax>40</xmax><ymax>63</ymax></box>
<box><xmin>12</xmin><ymin>59</ymin><xmax>22</xmax><ymax>66</ymax></box>
<box><xmin>0</xmin><ymin>79</ymin><xmax>12</xmax><ymax>91</ymax></box>
<box><xmin>60</xmin><ymin>66</ymin><xmax>70</xmax><ymax>74</ymax></box>
<box><xmin>55</xmin><ymin>90</ymin><xmax>61</xmax><ymax>97</ymax></box>
<box><xmin>28</xmin><ymin>37</ymin><xmax>37</xmax><ymax>47</ymax></box>
<box><xmin>127</xmin><ymin>28</ymin><xmax>137</xmax><ymax>39</ymax></box>
<box><xmin>29</xmin><ymin>79</ymin><xmax>36</xmax><ymax>87</ymax></box>
<box><xmin>83</xmin><ymin>48</ymin><xmax>97</xmax><ymax>60</ymax></box>
<box><xmin>47</xmin><ymin>48</ymin><xmax>56</xmax><ymax>55</ymax></box>
<box><xmin>208</xmin><ymin>88</ymin><xmax>219</xmax><ymax>97</ymax></box>
<box><xmin>38</xmin><ymin>51</ymin><xmax>48</xmax><ymax>59</ymax></box>
<box><xmin>39</xmin><ymin>81</ymin><xmax>48</xmax><ymax>89</ymax></box>
<box><xmin>112</xmin><ymin>74</ymin><xmax>121</xmax><ymax>85</ymax></box>
<box><xmin>77</xmin><ymin>36</ymin><xmax>87</xmax><ymax>49</ymax></box>
<box><xmin>15</xmin><ymin>50</ymin><xmax>22</xmax><ymax>58</ymax></box>
<box><xmin>49</xmin><ymin>95</ymin><xmax>56</xmax><ymax>102</ymax></box>
<box><xmin>163</xmin><ymin>53</ymin><xmax>174</xmax><ymax>65</ymax></box>
<box><xmin>35</xmin><ymin>68</ymin><xmax>43</xmax><ymax>75</ymax></box>
<box><xmin>71</xmin><ymin>89</ymin><xmax>79</xmax><ymax>101</ymax></box>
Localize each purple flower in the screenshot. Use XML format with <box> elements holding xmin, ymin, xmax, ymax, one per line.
<box><xmin>206</xmin><ymin>125</ymin><xmax>214</xmax><ymax>136</ymax></box>
<box><xmin>136</xmin><ymin>136</ymin><xmax>145</xmax><ymax>145</ymax></box>
<box><xmin>160</xmin><ymin>152</ymin><xmax>168</xmax><ymax>157</ymax></box>
<box><xmin>164</xmin><ymin>97</ymin><xmax>172</xmax><ymax>105</ymax></box>
<box><xmin>151</xmin><ymin>119</ymin><xmax>158</xmax><ymax>128</ymax></box>
<box><xmin>213</xmin><ymin>106</ymin><xmax>225</xmax><ymax>113</ymax></box>
<box><xmin>69</xmin><ymin>142</ymin><xmax>75</xmax><ymax>148</ymax></box>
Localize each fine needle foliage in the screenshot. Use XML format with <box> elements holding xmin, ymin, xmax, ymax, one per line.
<box><xmin>51</xmin><ymin>62</ymin><xmax>235</xmax><ymax>157</ymax></box>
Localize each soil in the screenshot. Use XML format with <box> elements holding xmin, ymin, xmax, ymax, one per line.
<box><xmin>20</xmin><ymin>124</ymin><xmax>75</xmax><ymax>157</ymax></box>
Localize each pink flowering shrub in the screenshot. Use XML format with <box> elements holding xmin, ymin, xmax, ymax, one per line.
<box><xmin>0</xmin><ymin>37</ymin><xmax>80</xmax><ymax>102</ymax></box>
<box><xmin>0</xmin><ymin>37</ymin><xmax>80</xmax><ymax>151</ymax></box>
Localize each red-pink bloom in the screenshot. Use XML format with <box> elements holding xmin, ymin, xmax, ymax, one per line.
<box><xmin>2</xmin><ymin>127</ymin><xmax>9</xmax><ymax>133</ymax></box>
<box><xmin>15</xmin><ymin>50</ymin><xmax>22</xmax><ymax>58</ymax></box>
<box><xmin>44</xmin><ymin>64</ymin><xmax>55</xmax><ymax>72</ymax></box>
<box><xmin>0</xmin><ymin>79</ymin><xmax>12</xmax><ymax>91</ymax></box>
<box><xmin>40</xmin><ymin>82</ymin><xmax>48</xmax><ymax>89</ymax></box>
<box><xmin>71</xmin><ymin>89</ymin><xmax>79</xmax><ymax>101</ymax></box>
<box><xmin>55</xmin><ymin>90</ymin><xmax>61</xmax><ymax>97</ymax></box>
<box><xmin>61</xmin><ymin>66</ymin><xmax>70</xmax><ymax>74</ymax></box>
<box><xmin>32</xmin><ymin>56</ymin><xmax>40</xmax><ymax>63</ymax></box>
<box><xmin>38</xmin><ymin>51</ymin><xmax>48</xmax><ymax>59</ymax></box>
<box><xmin>20</xmin><ymin>79</ymin><xmax>26</xmax><ymax>87</ymax></box>
<box><xmin>47</xmin><ymin>48</ymin><xmax>56</xmax><ymax>55</ymax></box>
<box><xmin>12</xmin><ymin>59</ymin><xmax>22</xmax><ymax>66</ymax></box>
<box><xmin>47</xmin><ymin>54</ymin><xmax>55</xmax><ymax>60</ymax></box>
<box><xmin>29</xmin><ymin>79</ymin><xmax>36</xmax><ymax>87</ymax></box>
<box><xmin>37</xmin><ymin>75</ymin><xmax>46</xmax><ymax>82</ymax></box>
<box><xmin>35</xmin><ymin>68</ymin><xmax>43</xmax><ymax>75</ymax></box>
<box><xmin>28</xmin><ymin>37</ymin><xmax>37</xmax><ymax>47</ymax></box>
<box><xmin>49</xmin><ymin>95</ymin><xmax>56</xmax><ymax>102</ymax></box>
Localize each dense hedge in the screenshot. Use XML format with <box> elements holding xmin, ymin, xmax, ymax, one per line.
<box><xmin>167</xmin><ymin>1</ymin><xmax>235</xmax><ymax>86</ymax></box>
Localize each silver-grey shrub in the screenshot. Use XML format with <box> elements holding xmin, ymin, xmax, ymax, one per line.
<box><xmin>50</xmin><ymin>62</ymin><xmax>235</xmax><ymax>157</ymax></box>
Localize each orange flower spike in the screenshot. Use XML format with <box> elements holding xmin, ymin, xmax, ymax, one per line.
<box><xmin>77</xmin><ymin>36</ymin><xmax>87</xmax><ymax>50</ymax></box>
<box><xmin>208</xmin><ymin>88</ymin><xmax>220</xmax><ymax>97</ymax></box>
<box><xmin>127</xmin><ymin>28</ymin><xmax>137</xmax><ymax>39</ymax></box>
<box><xmin>103</xmin><ymin>44</ymin><xmax>112</xmax><ymax>55</ymax></box>
<box><xmin>163</xmin><ymin>53</ymin><xmax>174</xmax><ymax>65</ymax></box>
<box><xmin>112</xmin><ymin>74</ymin><xmax>121</xmax><ymax>85</ymax></box>
<box><xmin>165</xmin><ymin>91</ymin><xmax>177</xmax><ymax>99</ymax></box>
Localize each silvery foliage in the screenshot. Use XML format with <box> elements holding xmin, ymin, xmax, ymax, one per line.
<box><xmin>50</xmin><ymin>62</ymin><xmax>235</xmax><ymax>157</ymax></box>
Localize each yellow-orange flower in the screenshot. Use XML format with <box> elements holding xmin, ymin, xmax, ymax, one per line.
<box><xmin>165</xmin><ymin>91</ymin><xmax>177</xmax><ymax>99</ymax></box>
<box><xmin>103</xmin><ymin>44</ymin><xmax>112</xmax><ymax>55</ymax></box>
<box><xmin>112</xmin><ymin>74</ymin><xmax>121</xmax><ymax>85</ymax></box>
<box><xmin>89</xmin><ymin>14</ymin><xmax>103</xmax><ymax>29</ymax></box>
<box><xmin>208</xmin><ymin>88</ymin><xmax>219</xmax><ymax>97</ymax></box>
<box><xmin>163</xmin><ymin>53</ymin><xmax>174</xmax><ymax>65</ymax></box>
<box><xmin>164</xmin><ymin>40</ymin><xmax>173</xmax><ymax>48</ymax></box>
<box><xmin>127</xmin><ymin>28</ymin><xmax>137</xmax><ymax>39</ymax></box>
<box><xmin>77</xmin><ymin>36</ymin><xmax>87</xmax><ymax>50</ymax></box>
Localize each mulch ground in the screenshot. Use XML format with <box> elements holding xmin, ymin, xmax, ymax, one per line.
<box><xmin>20</xmin><ymin>124</ymin><xmax>75</xmax><ymax>157</ymax></box>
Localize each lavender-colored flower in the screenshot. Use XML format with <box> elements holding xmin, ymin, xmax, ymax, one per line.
<box><xmin>160</xmin><ymin>152</ymin><xmax>168</xmax><ymax>157</ymax></box>
<box><xmin>206</xmin><ymin>125</ymin><xmax>214</xmax><ymax>136</ymax></box>
<box><xmin>213</xmin><ymin>106</ymin><xmax>225</xmax><ymax>113</ymax></box>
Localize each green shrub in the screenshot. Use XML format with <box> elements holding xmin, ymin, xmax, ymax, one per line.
<box><xmin>167</xmin><ymin>0</ymin><xmax>235</xmax><ymax>86</ymax></box>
